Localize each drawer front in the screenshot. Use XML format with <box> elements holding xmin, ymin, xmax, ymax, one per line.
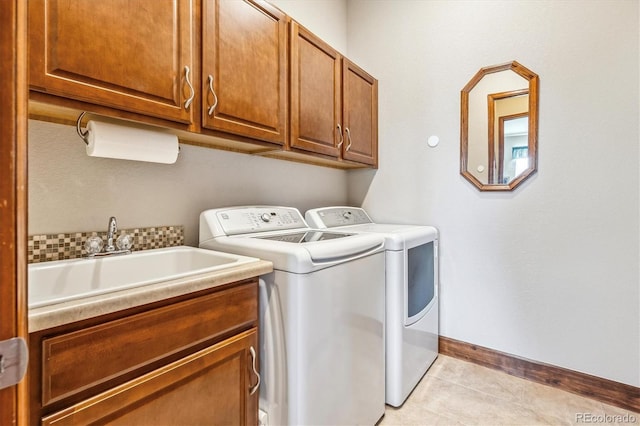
<box><xmin>42</xmin><ymin>329</ymin><xmax>258</xmax><ymax>426</ymax></box>
<box><xmin>41</xmin><ymin>280</ymin><xmax>257</xmax><ymax>406</ymax></box>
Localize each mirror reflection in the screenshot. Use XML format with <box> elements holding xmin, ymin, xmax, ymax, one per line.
<box><xmin>499</xmin><ymin>114</ymin><xmax>528</xmax><ymax>184</ymax></box>
<box><xmin>460</xmin><ymin>61</ymin><xmax>539</xmax><ymax>191</ymax></box>
<box><xmin>490</xmin><ymin>91</ymin><xmax>528</xmax><ymax>184</ymax></box>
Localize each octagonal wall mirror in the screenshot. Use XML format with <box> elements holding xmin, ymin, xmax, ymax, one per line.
<box><xmin>460</xmin><ymin>61</ymin><xmax>539</xmax><ymax>191</ymax></box>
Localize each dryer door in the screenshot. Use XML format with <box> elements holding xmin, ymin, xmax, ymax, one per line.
<box><xmin>405</xmin><ymin>239</ymin><xmax>438</xmax><ymax>325</ymax></box>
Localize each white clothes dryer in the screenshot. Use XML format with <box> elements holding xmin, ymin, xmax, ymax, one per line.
<box><xmin>199</xmin><ymin>206</ymin><xmax>386</xmax><ymax>425</ymax></box>
<box><xmin>305</xmin><ymin>206</ymin><xmax>439</xmax><ymax>407</ymax></box>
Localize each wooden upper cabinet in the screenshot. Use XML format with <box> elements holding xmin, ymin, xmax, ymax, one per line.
<box><xmin>26</xmin><ymin>0</ymin><xmax>378</xmax><ymax>168</ymax></box>
<box><xmin>202</xmin><ymin>0</ymin><xmax>287</xmax><ymax>145</ymax></box>
<box><xmin>28</xmin><ymin>0</ymin><xmax>195</xmax><ymax>124</ymax></box>
<box><xmin>289</xmin><ymin>22</ymin><xmax>342</xmax><ymax>157</ymax></box>
<box><xmin>289</xmin><ymin>21</ymin><xmax>378</xmax><ymax>167</ymax></box>
<box><xmin>342</xmin><ymin>59</ymin><xmax>378</xmax><ymax>167</ymax></box>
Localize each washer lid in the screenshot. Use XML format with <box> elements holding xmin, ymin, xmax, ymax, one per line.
<box><xmin>200</xmin><ymin>232</ymin><xmax>383</xmax><ymax>273</ymax></box>
<box><xmin>199</xmin><ymin>206</ymin><xmax>384</xmax><ymax>272</ymax></box>
<box><xmin>256</xmin><ymin>231</ymin><xmax>353</xmax><ymax>243</ymax></box>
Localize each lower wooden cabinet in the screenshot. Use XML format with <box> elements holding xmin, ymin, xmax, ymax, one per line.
<box><xmin>42</xmin><ymin>329</ymin><xmax>258</xmax><ymax>426</ymax></box>
<box><xmin>29</xmin><ymin>279</ymin><xmax>259</xmax><ymax>425</ymax></box>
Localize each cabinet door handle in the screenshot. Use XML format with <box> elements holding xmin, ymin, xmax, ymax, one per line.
<box><xmin>249</xmin><ymin>346</ymin><xmax>260</xmax><ymax>396</ymax></box>
<box><xmin>207</xmin><ymin>75</ymin><xmax>219</xmax><ymax>116</ymax></box>
<box><xmin>337</xmin><ymin>124</ymin><xmax>344</xmax><ymax>148</ymax></box>
<box><xmin>345</xmin><ymin>127</ymin><xmax>353</xmax><ymax>151</ymax></box>
<box><xmin>183</xmin><ymin>66</ymin><xmax>195</xmax><ymax>110</ymax></box>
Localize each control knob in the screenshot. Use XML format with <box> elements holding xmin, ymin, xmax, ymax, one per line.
<box><xmin>260</xmin><ymin>213</ymin><xmax>271</xmax><ymax>222</ymax></box>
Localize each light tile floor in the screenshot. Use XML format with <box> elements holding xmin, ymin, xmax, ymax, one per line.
<box><xmin>379</xmin><ymin>355</ymin><xmax>639</xmax><ymax>426</ymax></box>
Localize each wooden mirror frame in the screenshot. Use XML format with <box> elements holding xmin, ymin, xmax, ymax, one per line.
<box><xmin>460</xmin><ymin>61</ymin><xmax>539</xmax><ymax>191</ymax></box>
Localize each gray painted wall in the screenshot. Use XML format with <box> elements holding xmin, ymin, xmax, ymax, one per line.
<box><xmin>347</xmin><ymin>0</ymin><xmax>639</xmax><ymax>387</ymax></box>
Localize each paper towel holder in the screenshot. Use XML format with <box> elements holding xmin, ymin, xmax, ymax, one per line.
<box><xmin>76</xmin><ymin>111</ymin><xmax>90</xmax><ymax>145</ymax></box>
<box><xmin>75</xmin><ymin>111</ymin><xmax>181</xmax><ymax>154</ymax></box>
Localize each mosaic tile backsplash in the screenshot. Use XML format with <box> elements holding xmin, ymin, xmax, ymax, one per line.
<box><xmin>28</xmin><ymin>225</ymin><xmax>184</xmax><ymax>263</ymax></box>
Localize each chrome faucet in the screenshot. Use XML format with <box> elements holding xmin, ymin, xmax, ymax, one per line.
<box><xmin>84</xmin><ymin>216</ymin><xmax>132</xmax><ymax>258</ymax></box>
<box><xmin>106</xmin><ymin>216</ymin><xmax>118</xmax><ymax>252</ymax></box>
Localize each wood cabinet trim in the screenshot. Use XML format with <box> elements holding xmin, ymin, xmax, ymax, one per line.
<box><xmin>0</xmin><ymin>0</ymin><xmax>28</xmax><ymax>423</ymax></box>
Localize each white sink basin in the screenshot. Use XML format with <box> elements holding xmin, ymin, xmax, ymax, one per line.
<box><xmin>28</xmin><ymin>246</ymin><xmax>259</xmax><ymax>309</ymax></box>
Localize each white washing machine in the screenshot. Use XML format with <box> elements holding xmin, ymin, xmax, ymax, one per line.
<box><xmin>199</xmin><ymin>206</ymin><xmax>386</xmax><ymax>426</ymax></box>
<box><xmin>305</xmin><ymin>206</ymin><xmax>439</xmax><ymax>407</ymax></box>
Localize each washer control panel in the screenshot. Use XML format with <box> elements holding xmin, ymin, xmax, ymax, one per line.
<box><xmin>216</xmin><ymin>206</ymin><xmax>306</xmax><ymax>235</ymax></box>
<box><xmin>306</xmin><ymin>207</ymin><xmax>372</xmax><ymax>228</ymax></box>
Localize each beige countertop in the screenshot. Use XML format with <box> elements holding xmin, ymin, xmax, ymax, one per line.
<box><xmin>29</xmin><ymin>259</ymin><xmax>273</xmax><ymax>332</ymax></box>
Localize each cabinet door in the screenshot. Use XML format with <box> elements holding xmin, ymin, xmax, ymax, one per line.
<box><xmin>202</xmin><ymin>0</ymin><xmax>287</xmax><ymax>145</ymax></box>
<box><xmin>38</xmin><ymin>282</ymin><xmax>257</xmax><ymax>407</ymax></box>
<box><xmin>41</xmin><ymin>329</ymin><xmax>259</xmax><ymax>426</ymax></box>
<box><xmin>342</xmin><ymin>59</ymin><xmax>378</xmax><ymax>167</ymax></box>
<box><xmin>289</xmin><ymin>22</ymin><xmax>342</xmax><ymax>157</ymax></box>
<box><xmin>28</xmin><ymin>0</ymin><xmax>194</xmax><ymax>124</ymax></box>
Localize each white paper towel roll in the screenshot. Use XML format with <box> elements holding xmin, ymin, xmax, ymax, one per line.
<box><xmin>86</xmin><ymin>120</ymin><xmax>179</xmax><ymax>164</ymax></box>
